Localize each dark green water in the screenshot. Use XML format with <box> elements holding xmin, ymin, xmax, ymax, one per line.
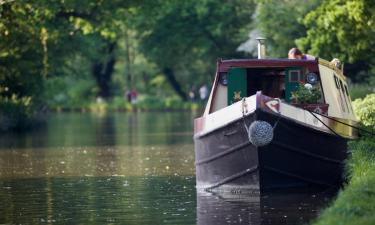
<box><xmin>0</xmin><ymin>112</ymin><xmax>334</xmax><ymax>225</ymax></box>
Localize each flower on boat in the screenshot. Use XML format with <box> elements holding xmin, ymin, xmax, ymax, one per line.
<box><xmin>304</xmin><ymin>83</ymin><xmax>313</xmax><ymax>90</ymax></box>
<box><xmin>291</xmin><ymin>83</ymin><xmax>321</xmax><ymax>104</ymax></box>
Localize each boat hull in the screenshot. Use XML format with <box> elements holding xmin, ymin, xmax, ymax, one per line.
<box><xmin>194</xmin><ymin>109</ymin><xmax>348</xmax><ymax>194</ymax></box>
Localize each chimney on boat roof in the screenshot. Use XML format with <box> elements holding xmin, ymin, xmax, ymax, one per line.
<box><xmin>256</xmin><ymin>37</ymin><xmax>266</xmax><ymax>59</ymax></box>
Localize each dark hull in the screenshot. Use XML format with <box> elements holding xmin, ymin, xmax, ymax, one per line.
<box><xmin>194</xmin><ymin>109</ymin><xmax>348</xmax><ymax>194</ymax></box>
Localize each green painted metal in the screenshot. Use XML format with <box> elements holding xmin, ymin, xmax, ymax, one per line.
<box><xmin>227</xmin><ymin>68</ymin><xmax>247</xmax><ymax>105</ymax></box>
<box><xmin>285</xmin><ymin>67</ymin><xmax>303</xmax><ymax>103</ymax></box>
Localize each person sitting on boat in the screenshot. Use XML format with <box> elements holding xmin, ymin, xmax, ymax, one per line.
<box><xmin>288</xmin><ymin>48</ymin><xmax>315</xmax><ymax>60</ymax></box>
<box><xmin>331</xmin><ymin>58</ymin><xmax>342</xmax><ymax>69</ymax></box>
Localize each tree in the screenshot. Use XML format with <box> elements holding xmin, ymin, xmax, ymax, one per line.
<box><xmin>0</xmin><ymin>1</ymin><xmax>54</xmax><ymax>130</ymax></box>
<box><xmin>297</xmin><ymin>0</ymin><xmax>375</xmax><ymax>82</ymax></box>
<box><xmin>253</xmin><ymin>0</ymin><xmax>322</xmax><ymax>58</ymax></box>
<box><xmin>135</xmin><ymin>0</ymin><xmax>255</xmax><ymax>100</ymax></box>
<box><xmin>0</xmin><ymin>2</ymin><xmax>48</xmax><ymax>101</ymax></box>
<box><xmin>45</xmin><ymin>0</ymin><xmax>140</xmax><ymax>99</ymax></box>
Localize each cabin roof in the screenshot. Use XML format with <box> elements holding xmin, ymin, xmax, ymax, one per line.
<box><xmin>217</xmin><ymin>58</ymin><xmax>318</xmax><ymax>73</ymax></box>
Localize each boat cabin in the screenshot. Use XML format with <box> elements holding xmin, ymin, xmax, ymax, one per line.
<box><xmin>204</xmin><ymin>58</ymin><xmax>356</xmax><ymax>121</ymax></box>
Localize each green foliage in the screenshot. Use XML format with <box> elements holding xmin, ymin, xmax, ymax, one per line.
<box><xmin>298</xmin><ymin>0</ymin><xmax>375</xmax><ymax>63</ymax></box>
<box><xmin>297</xmin><ymin>0</ymin><xmax>375</xmax><ymax>82</ymax></box>
<box><xmin>347</xmin><ymin>138</ymin><xmax>375</xmax><ymax>183</ymax></box>
<box><xmin>312</xmin><ymin>137</ymin><xmax>375</xmax><ymax>225</ymax></box>
<box><xmin>44</xmin><ymin>76</ymin><xmax>97</xmax><ymax>109</ymax></box>
<box><xmin>108</xmin><ymin>96</ymin><xmax>133</xmax><ymax>111</ymax></box>
<box><xmin>137</xmin><ymin>95</ymin><xmax>165</xmax><ymax>111</ymax></box>
<box><xmin>136</xmin><ymin>95</ymin><xmax>193</xmax><ymax>111</ymax></box>
<box><xmin>89</xmin><ymin>101</ymin><xmax>109</xmax><ymax>113</ymax></box>
<box><xmin>164</xmin><ymin>96</ymin><xmax>190</xmax><ymax>110</ymax></box>
<box><xmin>135</xmin><ymin>0</ymin><xmax>255</xmax><ymax>98</ymax></box>
<box><xmin>349</xmin><ymin>83</ymin><xmax>374</xmax><ymax>100</ymax></box>
<box><xmin>255</xmin><ymin>0</ymin><xmax>322</xmax><ymax>58</ymax></box>
<box><xmin>292</xmin><ymin>83</ymin><xmax>322</xmax><ymax>104</ymax></box>
<box><xmin>3</xmin><ymin>0</ymin><xmax>375</xmax><ymax>131</ymax></box>
<box><xmin>352</xmin><ymin>94</ymin><xmax>375</xmax><ymax>127</ymax></box>
<box><xmin>0</xmin><ymin>1</ymin><xmax>47</xmax><ymax>131</ymax></box>
<box><xmin>0</xmin><ymin>2</ymin><xmax>46</xmax><ymax>102</ymax></box>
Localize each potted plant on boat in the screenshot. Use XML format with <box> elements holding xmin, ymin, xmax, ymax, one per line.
<box><xmin>291</xmin><ymin>82</ymin><xmax>329</xmax><ymax>115</ymax></box>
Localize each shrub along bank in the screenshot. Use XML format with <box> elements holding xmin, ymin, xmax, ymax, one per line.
<box><xmin>312</xmin><ymin>94</ymin><xmax>375</xmax><ymax>225</ymax></box>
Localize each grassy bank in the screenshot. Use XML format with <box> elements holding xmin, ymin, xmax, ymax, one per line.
<box><xmin>312</xmin><ymin>94</ymin><xmax>375</xmax><ymax>225</ymax></box>
<box><xmin>312</xmin><ymin>136</ymin><xmax>375</xmax><ymax>225</ymax></box>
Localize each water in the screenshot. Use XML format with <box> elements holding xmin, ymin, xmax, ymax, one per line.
<box><xmin>0</xmin><ymin>112</ymin><xmax>334</xmax><ymax>224</ymax></box>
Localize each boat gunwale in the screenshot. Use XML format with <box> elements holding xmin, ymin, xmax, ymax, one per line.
<box><xmin>194</xmin><ymin>108</ymin><xmax>351</xmax><ymax>140</ymax></box>
<box><xmin>217</xmin><ymin>58</ymin><xmax>319</xmax><ymax>73</ymax></box>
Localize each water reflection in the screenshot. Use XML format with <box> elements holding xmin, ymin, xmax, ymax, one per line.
<box><xmin>197</xmin><ymin>189</ymin><xmax>335</xmax><ymax>225</ymax></box>
<box><xmin>0</xmin><ymin>144</ymin><xmax>195</xmax><ymax>179</ymax></box>
<box><xmin>0</xmin><ymin>112</ymin><xmax>335</xmax><ymax>224</ymax></box>
<box><xmin>0</xmin><ymin>112</ymin><xmax>194</xmax><ymax>149</ymax></box>
<box><xmin>0</xmin><ymin>176</ymin><xmax>196</xmax><ymax>224</ymax></box>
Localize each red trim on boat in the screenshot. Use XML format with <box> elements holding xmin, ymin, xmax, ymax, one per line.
<box><xmin>218</xmin><ymin>59</ymin><xmax>319</xmax><ymax>73</ymax></box>
<box><xmin>194</xmin><ymin>117</ymin><xmax>205</xmax><ymax>135</ymax></box>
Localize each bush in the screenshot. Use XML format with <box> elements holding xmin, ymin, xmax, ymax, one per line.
<box><xmin>44</xmin><ymin>77</ymin><xmax>96</xmax><ymax>109</ymax></box>
<box><xmin>137</xmin><ymin>95</ymin><xmax>194</xmax><ymax>111</ymax></box>
<box><xmin>164</xmin><ymin>96</ymin><xmax>190</xmax><ymax>110</ymax></box>
<box><xmin>352</xmin><ymin>94</ymin><xmax>375</xmax><ymax>127</ymax></box>
<box><xmin>109</xmin><ymin>96</ymin><xmax>133</xmax><ymax>111</ymax></box>
<box><xmin>137</xmin><ymin>95</ymin><xmax>165</xmax><ymax>110</ymax></box>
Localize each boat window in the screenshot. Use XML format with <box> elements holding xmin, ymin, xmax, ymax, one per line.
<box><xmin>284</xmin><ymin>68</ymin><xmax>305</xmax><ymax>102</ymax></box>
<box><xmin>339</xmin><ymin>80</ymin><xmax>345</xmax><ymax>94</ymax></box>
<box><xmin>333</xmin><ymin>75</ymin><xmax>340</xmax><ymax>89</ymax></box>
<box><xmin>289</xmin><ymin>70</ymin><xmax>300</xmax><ymax>82</ymax></box>
<box><xmin>219</xmin><ymin>72</ymin><xmax>228</xmax><ymax>86</ymax></box>
<box><xmin>337</xmin><ymin>78</ymin><xmax>350</xmax><ymax>112</ymax></box>
<box><xmin>246</xmin><ymin>68</ymin><xmax>285</xmax><ymax>98</ymax></box>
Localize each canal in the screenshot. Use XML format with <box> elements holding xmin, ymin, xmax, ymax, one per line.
<box><xmin>0</xmin><ymin>112</ymin><xmax>335</xmax><ymax>224</ymax></box>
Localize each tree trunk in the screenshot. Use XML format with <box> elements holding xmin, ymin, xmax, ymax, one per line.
<box><xmin>124</xmin><ymin>28</ymin><xmax>132</xmax><ymax>89</ymax></box>
<box><xmin>92</xmin><ymin>42</ymin><xmax>116</xmax><ymax>99</ymax></box>
<box><xmin>162</xmin><ymin>67</ymin><xmax>188</xmax><ymax>101</ymax></box>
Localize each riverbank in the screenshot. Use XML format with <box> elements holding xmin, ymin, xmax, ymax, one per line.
<box><xmin>311</xmin><ymin>136</ymin><xmax>375</xmax><ymax>225</ymax></box>
<box><xmin>0</xmin><ymin>95</ymin><xmax>204</xmax><ymax>132</ymax></box>
<box><xmin>48</xmin><ymin>96</ymin><xmax>204</xmax><ymax>113</ymax></box>
<box><xmin>312</xmin><ymin>94</ymin><xmax>375</xmax><ymax>225</ymax></box>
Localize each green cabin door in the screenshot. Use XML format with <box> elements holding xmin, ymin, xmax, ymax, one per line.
<box><xmin>227</xmin><ymin>68</ymin><xmax>247</xmax><ymax>105</ymax></box>
<box><xmin>285</xmin><ymin>67</ymin><xmax>303</xmax><ymax>103</ymax></box>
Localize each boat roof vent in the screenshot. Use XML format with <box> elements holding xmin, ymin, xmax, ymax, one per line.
<box><xmin>256</xmin><ymin>37</ymin><xmax>266</xmax><ymax>59</ymax></box>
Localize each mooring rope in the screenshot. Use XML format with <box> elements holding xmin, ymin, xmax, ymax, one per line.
<box><xmin>307</xmin><ymin>110</ymin><xmax>343</xmax><ymax>137</ymax></box>
<box><xmin>305</xmin><ymin>109</ymin><xmax>374</xmax><ymax>137</ymax></box>
<box><xmin>241</xmin><ymin>98</ymin><xmax>250</xmax><ymax>134</ymax></box>
<box><xmin>241</xmin><ymin>96</ymin><xmax>372</xmax><ymax>142</ymax></box>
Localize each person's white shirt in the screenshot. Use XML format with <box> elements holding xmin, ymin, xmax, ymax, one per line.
<box><xmin>199</xmin><ymin>85</ymin><xmax>208</xmax><ymax>100</ymax></box>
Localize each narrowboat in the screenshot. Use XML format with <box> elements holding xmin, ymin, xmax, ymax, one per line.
<box><xmin>194</xmin><ymin>40</ymin><xmax>358</xmax><ymax>194</ymax></box>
